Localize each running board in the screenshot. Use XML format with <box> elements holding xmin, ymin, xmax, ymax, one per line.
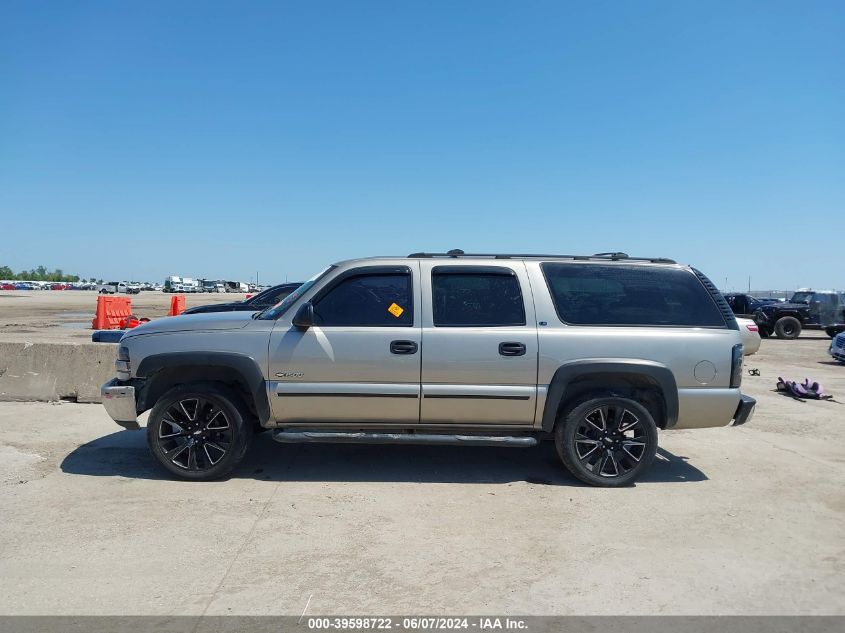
<box><xmin>272</xmin><ymin>430</ymin><xmax>538</xmax><ymax>447</ymax></box>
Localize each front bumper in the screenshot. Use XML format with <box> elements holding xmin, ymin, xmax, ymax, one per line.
<box><xmin>753</xmin><ymin>311</ymin><xmax>771</xmax><ymax>327</ymax></box>
<box><xmin>731</xmin><ymin>394</ymin><xmax>756</xmax><ymax>426</ymax></box>
<box><xmin>101</xmin><ymin>378</ymin><xmax>140</xmax><ymax>430</ymax></box>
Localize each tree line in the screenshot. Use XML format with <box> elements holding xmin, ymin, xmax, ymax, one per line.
<box><xmin>0</xmin><ymin>265</ymin><xmax>92</xmax><ymax>283</ymax></box>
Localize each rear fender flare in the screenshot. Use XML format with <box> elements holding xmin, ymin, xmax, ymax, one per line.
<box><xmin>541</xmin><ymin>359</ymin><xmax>679</xmax><ymax>431</ymax></box>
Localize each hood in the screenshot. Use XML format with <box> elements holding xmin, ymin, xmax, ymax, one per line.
<box><xmin>182</xmin><ymin>301</ymin><xmax>248</xmax><ymax>314</ymax></box>
<box><xmin>762</xmin><ymin>302</ymin><xmax>808</xmax><ymax>312</ymax></box>
<box><xmin>122</xmin><ymin>311</ymin><xmax>255</xmax><ymax>338</ymax></box>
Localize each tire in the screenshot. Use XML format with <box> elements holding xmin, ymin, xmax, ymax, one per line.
<box><xmin>774</xmin><ymin>316</ymin><xmax>802</xmax><ymax>340</ymax></box>
<box><xmin>825</xmin><ymin>328</ymin><xmax>837</xmax><ymax>338</ymax></box>
<box><xmin>146</xmin><ymin>383</ymin><xmax>254</xmax><ymax>481</ymax></box>
<box><xmin>555</xmin><ymin>396</ymin><xmax>658</xmax><ymax>487</ymax></box>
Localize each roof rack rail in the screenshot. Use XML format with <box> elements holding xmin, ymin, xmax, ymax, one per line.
<box><xmin>406</xmin><ymin>250</ymin><xmax>676</xmax><ymax>264</ymax></box>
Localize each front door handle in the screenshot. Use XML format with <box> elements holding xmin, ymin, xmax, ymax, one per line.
<box><xmin>499</xmin><ymin>342</ymin><xmax>526</xmax><ymax>356</ymax></box>
<box><xmin>390</xmin><ymin>340</ymin><xmax>418</xmax><ymax>355</ymax></box>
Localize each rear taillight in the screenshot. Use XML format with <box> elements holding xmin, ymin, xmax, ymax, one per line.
<box><xmin>730</xmin><ymin>344</ymin><xmax>743</xmax><ymax>388</ymax></box>
<box><xmin>746</xmin><ymin>324</ymin><xmax>759</xmax><ymax>332</ymax></box>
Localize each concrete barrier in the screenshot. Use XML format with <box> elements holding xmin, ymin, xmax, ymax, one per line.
<box><xmin>0</xmin><ymin>340</ymin><xmax>116</xmax><ymax>403</ymax></box>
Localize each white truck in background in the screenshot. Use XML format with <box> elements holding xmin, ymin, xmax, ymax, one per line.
<box><xmin>98</xmin><ymin>281</ymin><xmax>140</xmax><ymax>295</ymax></box>
<box><xmin>164</xmin><ymin>276</ymin><xmax>200</xmax><ymax>293</ymax></box>
<box><xmin>163</xmin><ymin>276</ymin><xmax>183</xmax><ymax>293</ymax></box>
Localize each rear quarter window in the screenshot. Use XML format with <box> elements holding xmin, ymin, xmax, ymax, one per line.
<box><xmin>541</xmin><ymin>263</ymin><xmax>727</xmax><ymax>327</ymax></box>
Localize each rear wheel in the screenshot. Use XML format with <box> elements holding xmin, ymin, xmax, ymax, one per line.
<box><xmin>774</xmin><ymin>316</ymin><xmax>801</xmax><ymax>340</ymax></box>
<box><xmin>555</xmin><ymin>396</ymin><xmax>658</xmax><ymax>487</ymax></box>
<box><xmin>825</xmin><ymin>327</ymin><xmax>837</xmax><ymax>338</ymax></box>
<box><xmin>146</xmin><ymin>383</ymin><xmax>253</xmax><ymax>480</ymax></box>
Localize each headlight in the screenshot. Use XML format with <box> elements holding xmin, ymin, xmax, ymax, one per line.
<box><xmin>116</xmin><ymin>346</ymin><xmax>131</xmax><ymax>380</ymax></box>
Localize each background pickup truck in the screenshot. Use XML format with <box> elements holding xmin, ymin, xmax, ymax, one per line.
<box><xmin>753</xmin><ymin>289</ymin><xmax>845</xmax><ymax>339</ymax></box>
<box><xmin>97</xmin><ymin>281</ymin><xmax>140</xmax><ymax>295</ymax></box>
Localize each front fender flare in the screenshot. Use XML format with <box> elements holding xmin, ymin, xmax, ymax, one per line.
<box><xmin>135</xmin><ymin>351</ymin><xmax>270</xmax><ymax>424</ymax></box>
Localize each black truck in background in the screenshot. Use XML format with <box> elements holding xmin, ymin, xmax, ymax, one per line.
<box><xmin>748</xmin><ymin>290</ymin><xmax>845</xmax><ymax>340</ymax></box>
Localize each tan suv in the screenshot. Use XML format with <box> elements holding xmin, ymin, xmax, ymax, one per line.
<box><xmin>101</xmin><ymin>250</ymin><xmax>755</xmax><ymax>487</ymax></box>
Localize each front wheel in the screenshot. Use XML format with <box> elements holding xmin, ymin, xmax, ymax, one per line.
<box><xmin>774</xmin><ymin>316</ymin><xmax>802</xmax><ymax>340</ymax></box>
<box><xmin>555</xmin><ymin>396</ymin><xmax>658</xmax><ymax>487</ymax></box>
<box><xmin>146</xmin><ymin>384</ymin><xmax>253</xmax><ymax>480</ymax></box>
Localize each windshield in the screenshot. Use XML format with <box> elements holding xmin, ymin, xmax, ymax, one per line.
<box><xmin>789</xmin><ymin>292</ymin><xmax>814</xmax><ymax>304</ymax></box>
<box><xmin>257</xmin><ymin>266</ymin><xmax>335</xmax><ymax>319</ymax></box>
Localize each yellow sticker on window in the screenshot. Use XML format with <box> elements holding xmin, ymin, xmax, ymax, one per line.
<box><xmin>387</xmin><ymin>302</ymin><xmax>405</xmax><ymax>318</ymax></box>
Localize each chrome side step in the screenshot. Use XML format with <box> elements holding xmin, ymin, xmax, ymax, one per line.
<box><xmin>272</xmin><ymin>430</ymin><xmax>538</xmax><ymax>448</ymax></box>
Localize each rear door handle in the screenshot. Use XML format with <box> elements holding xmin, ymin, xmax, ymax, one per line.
<box><xmin>499</xmin><ymin>342</ymin><xmax>526</xmax><ymax>356</ymax></box>
<box><xmin>390</xmin><ymin>340</ymin><xmax>418</xmax><ymax>355</ymax></box>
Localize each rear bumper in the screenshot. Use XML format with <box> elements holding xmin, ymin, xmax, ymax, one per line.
<box><xmin>101</xmin><ymin>378</ymin><xmax>140</xmax><ymax>430</ymax></box>
<box><xmin>731</xmin><ymin>394</ymin><xmax>756</xmax><ymax>427</ymax></box>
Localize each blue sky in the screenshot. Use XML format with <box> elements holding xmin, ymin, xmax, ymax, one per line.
<box><xmin>1</xmin><ymin>1</ymin><xmax>843</xmax><ymax>290</ymax></box>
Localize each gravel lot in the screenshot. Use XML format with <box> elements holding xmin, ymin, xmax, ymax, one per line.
<box><xmin>0</xmin><ymin>290</ymin><xmax>246</xmax><ymax>342</ymax></box>
<box><xmin>0</xmin><ymin>294</ymin><xmax>843</xmax><ymax>615</ymax></box>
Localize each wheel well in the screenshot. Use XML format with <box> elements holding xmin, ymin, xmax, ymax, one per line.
<box><xmin>138</xmin><ymin>366</ymin><xmax>258</xmax><ymax>419</ymax></box>
<box><xmin>555</xmin><ymin>373</ymin><xmax>668</xmax><ymax>429</ymax></box>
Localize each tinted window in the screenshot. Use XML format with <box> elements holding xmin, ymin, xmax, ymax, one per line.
<box><xmin>250</xmin><ymin>284</ymin><xmax>299</xmax><ymax>308</ymax></box>
<box><xmin>313</xmin><ymin>273</ymin><xmax>412</xmax><ymax>326</ymax></box>
<box><xmin>542</xmin><ymin>263</ymin><xmax>726</xmax><ymax>327</ymax></box>
<box><xmin>261</xmin><ymin>267</ymin><xmax>334</xmax><ymax>319</ymax></box>
<box><xmin>432</xmin><ymin>268</ymin><xmax>526</xmax><ymax>327</ymax></box>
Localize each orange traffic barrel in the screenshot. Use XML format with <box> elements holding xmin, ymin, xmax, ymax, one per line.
<box><xmin>91</xmin><ymin>296</ymin><xmax>133</xmax><ymax>330</ymax></box>
<box><xmin>168</xmin><ymin>294</ymin><xmax>186</xmax><ymax>316</ymax></box>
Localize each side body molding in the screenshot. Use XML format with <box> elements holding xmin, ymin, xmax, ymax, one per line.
<box><xmin>540</xmin><ymin>359</ymin><xmax>679</xmax><ymax>431</ymax></box>
<box><xmin>135</xmin><ymin>351</ymin><xmax>270</xmax><ymax>424</ymax></box>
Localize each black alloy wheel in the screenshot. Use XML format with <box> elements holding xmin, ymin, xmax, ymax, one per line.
<box><xmin>556</xmin><ymin>396</ymin><xmax>658</xmax><ymax>487</ymax></box>
<box><xmin>156</xmin><ymin>397</ymin><xmax>233</xmax><ymax>471</ymax></box>
<box><xmin>575</xmin><ymin>404</ymin><xmax>647</xmax><ymax>478</ymax></box>
<box><xmin>147</xmin><ymin>384</ymin><xmax>253</xmax><ymax>480</ymax></box>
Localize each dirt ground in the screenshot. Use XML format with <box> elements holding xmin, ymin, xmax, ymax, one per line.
<box><xmin>0</xmin><ymin>290</ymin><xmax>245</xmax><ymax>342</ymax></box>
<box><xmin>0</xmin><ymin>292</ymin><xmax>843</xmax><ymax>615</ymax></box>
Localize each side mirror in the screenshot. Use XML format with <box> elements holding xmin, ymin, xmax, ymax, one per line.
<box><xmin>292</xmin><ymin>302</ymin><xmax>314</xmax><ymax>329</ymax></box>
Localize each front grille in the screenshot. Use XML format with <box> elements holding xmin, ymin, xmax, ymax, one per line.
<box><xmin>836</xmin><ymin>336</ymin><xmax>845</xmax><ymax>350</ymax></box>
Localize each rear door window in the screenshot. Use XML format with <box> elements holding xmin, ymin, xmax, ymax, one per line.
<box><xmin>541</xmin><ymin>263</ymin><xmax>726</xmax><ymax>327</ymax></box>
<box><xmin>432</xmin><ymin>267</ymin><xmax>526</xmax><ymax>327</ymax></box>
